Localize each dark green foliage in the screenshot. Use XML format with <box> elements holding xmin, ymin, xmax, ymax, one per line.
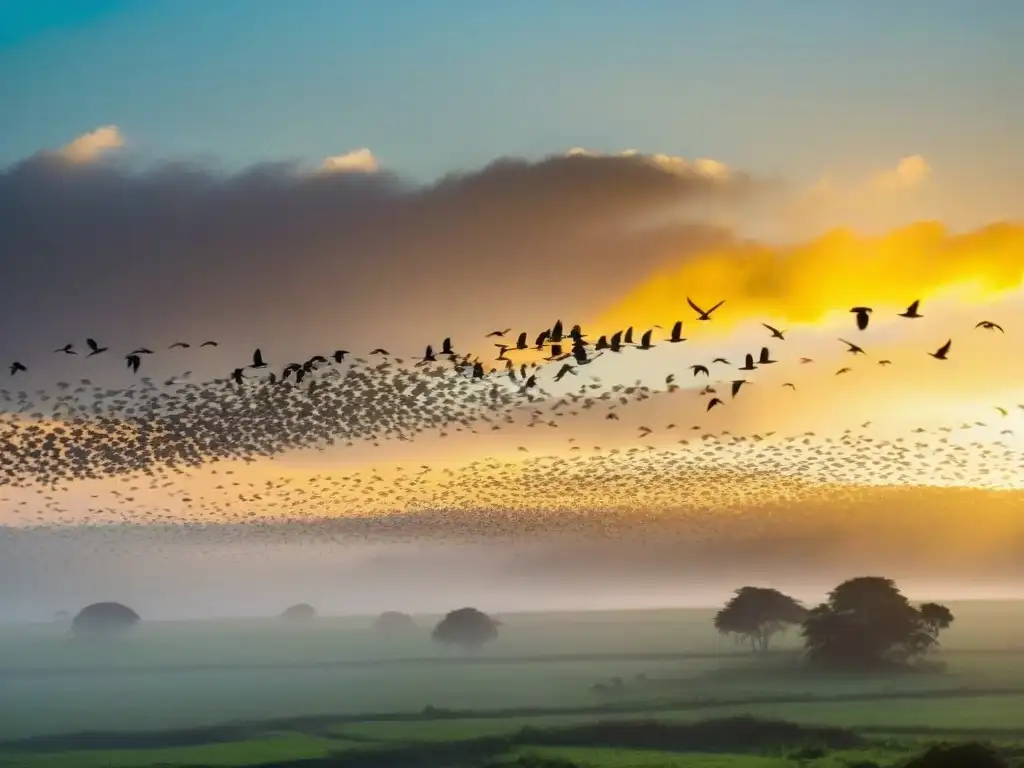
<box><xmin>432</xmin><ymin>607</ymin><xmax>499</xmax><ymax>652</ymax></box>
<box><xmin>802</xmin><ymin>577</ymin><xmax>954</xmax><ymax>668</ymax></box>
<box><xmin>903</xmin><ymin>740</ymin><xmax>1010</xmax><ymax>768</ymax></box>
<box><xmin>714</xmin><ymin>586</ymin><xmax>807</xmax><ymax>652</ymax></box>
<box><xmin>70</xmin><ymin>602</ymin><xmax>140</xmax><ymax>638</ymax></box>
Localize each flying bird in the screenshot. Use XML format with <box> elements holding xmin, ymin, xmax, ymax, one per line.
<box><xmin>706</xmin><ymin>397</ymin><xmax>723</xmax><ymax>411</ymax></box>
<box><xmin>839</xmin><ymin>339</ymin><xmax>866</xmax><ymax>355</ymax></box>
<box><xmin>850</xmin><ymin>306</ymin><xmax>873</xmax><ymax>330</ymax></box>
<box><xmin>125</xmin><ymin>354</ymin><xmax>141</xmax><ymax>374</ymax></box>
<box><xmin>486</xmin><ymin>328</ymin><xmax>512</xmax><ymax>338</ymax></box>
<box><xmin>687</xmin><ymin>297</ymin><xmax>725</xmax><ymax>321</ymax></box>
<box><xmin>169</xmin><ymin>342</ymin><xmax>191</xmax><ymax>349</ymax></box>
<box><xmin>667</xmin><ymin>321</ymin><xmax>686</xmax><ymax>343</ymax></box>
<box><xmin>9</xmin><ymin>362</ymin><xmax>26</xmax><ymax>376</ymax></box>
<box><xmin>250</xmin><ymin>349</ymin><xmax>267</xmax><ymax>369</ymax></box>
<box><xmin>762</xmin><ymin>323</ymin><xmax>786</xmax><ymax>340</ymax></box>
<box><xmin>929</xmin><ymin>339</ymin><xmax>952</xmax><ymax>360</ymax></box>
<box><xmin>86</xmin><ymin>338</ymin><xmax>108</xmax><ymax>356</ymax></box>
<box><xmin>898</xmin><ymin>300</ymin><xmax>923</xmax><ymax>319</ymax></box>
<box><xmin>976</xmin><ymin>321</ymin><xmax>1004</xmax><ymax>333</ymax></box>
<box><xmin>54</xmin><ymin>344</ymin><xmax>76</xmax><ymax>355</ymax></box>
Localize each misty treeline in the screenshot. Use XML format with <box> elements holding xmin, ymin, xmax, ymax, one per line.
<box><xmin>714</xmin><ymin>576</ymin><xmax>954</xmax><ymax>669</ymax></box>
<box><xmin>63</xmin><ymin>600</ymin><xmax>503</xmax><ymax>652</ymax></box>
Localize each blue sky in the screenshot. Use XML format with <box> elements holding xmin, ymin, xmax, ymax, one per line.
<box><xmin>0</xmin><ymin>0</ymin><xmax>1022</xmax><ymax>184</ymax></box>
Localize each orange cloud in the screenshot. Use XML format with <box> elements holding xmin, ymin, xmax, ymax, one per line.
<box><xmin>54</xmin><ymin>125</ymin><xmax>125</xmax><ymax>163</ymax></box>
<box><xmin>319</xmin><ymin>148</ymin><xmax>379</xmax><ymax>174</ymax></box>
<box><xmin>596</xmin><ymin>220</ymin><xmax>1024</xmax><ymax>333</ymax></box>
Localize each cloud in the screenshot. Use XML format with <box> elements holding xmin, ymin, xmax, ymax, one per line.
<box><xmin>52</xmin><ymin>125</ymin><xmax>125</xmax><ymax>164</ymax></box>
<box><xmin>566</xmin><ymin>147</ymin><xmax>732</xmax><ymax>180</ymax></box>
<box><xmin>0</xmin><ymin>142</ymin><xmax>754</xmax><ymax>381</ymax></box>
<box><xmin>871</xmin><ymin>154</ymin><xmax>932</xmax><ymax>192</ymax></box>
<box><xmin>320</xmin><ymin>148</ymin><xmax>379</xmax><ymax>174</ymax></box>
<box><xmin>597</xmin><ymin>220</ymin><xmax>1024</xmax><ymax>334</ymax></box>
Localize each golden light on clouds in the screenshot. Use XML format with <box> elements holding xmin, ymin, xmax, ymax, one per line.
<box><xmin>55</xmin><ymin>125</ymin><xmax>125</xmax><ymax>163</ymax></box>
<box><xmin>596</xmin><ymin>221</ymin><xmax>1024</xmax><ymax>333</ymax></box>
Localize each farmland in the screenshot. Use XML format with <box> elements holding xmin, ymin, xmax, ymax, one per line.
<box><xmin>1</xmin><ymin>601</ymin><xmax>1023</xmax><ymax>766</ymax></box>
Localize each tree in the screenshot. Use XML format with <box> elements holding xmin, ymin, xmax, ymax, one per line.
<box><xmin>432</xmin><ymin>607</ymin><xmax>498</xmax><ymax>652</ymax></box>
<box><xmin>713</xmin><ymin>587</ymin><xmax>807</xmax><ymax>653</ymax></box>
<box><xmin>802</xmin><ymin>576</ymin><xmax>954</xmax><ymax>668</ymax></box>
<box><xmin>71</xmin><ymin>602</ymin><xmax>140</xmax><ymax>638</ymax></box>
<box><xmin>280</xmin><ymin>603</ymin><xmax>317</xmax><ymax>623</ymax></box>
<box><xmin>374</xmin><ymin>611</ymin><xmax>417</xmax><ymax>634</ymax></box>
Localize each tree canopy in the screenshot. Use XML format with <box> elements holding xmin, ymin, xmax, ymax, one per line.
<box><xmin>374</xmin><ymin>611</ymin><xmax>417</xmax><ymax>633</ymax></box>
<box><xmin>431</xmin><ymin>607</ymin><xmax>499</xmax><ymax>652</ymax></box>
<box><xmin>802</xmin><ymin>576</ymin><xmax>954</xmax><ymax>669</ymax></box>
<box><xmin>713</xmin><ymin>587</ymin><xmax>806</xmax><ymax>652</ymax></box>
<box><xmin>71</xmin><ymin>602</ymin><xmax>140</xmax><ymax>638</ymax></box>
<box><xmin>280</xmin><ymin>603</ymin><xmax>317</xmax><ymax>623</ymax></box>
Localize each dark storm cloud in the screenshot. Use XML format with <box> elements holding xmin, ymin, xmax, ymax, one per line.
<box><xmin>0</xmin><ymin>150</ymin><xmax>753</xmax><ymax>373</ymax></box>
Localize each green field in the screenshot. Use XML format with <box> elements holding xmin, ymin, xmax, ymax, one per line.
<box><xmin>2</xmin><ymin>602</ymin><xmax>1023</xmax><ymax>766</ymax></box>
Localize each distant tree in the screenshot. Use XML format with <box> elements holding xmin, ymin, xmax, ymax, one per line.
<box><xmin>802</xmin><ymin>576</ymin><xmax>954</xmax><ymax>669</ymax></box>
<box><xmin>71</xmin><ymin>602</ymin><xmax>140</xmax><ymax>638</ymax></box>
<box><xmin>432</xmin><ymin>607</ymin><xmax>499</xmax><ymax>652</ymax></box>
<box><xmin>280</xmin><ymin>603</ymin><xmax>317</xmax><ymax>623</ymax></box>
<box><xmin>713</xmin><ymin>587</ymin><xmax>807</xmax><ymax>653</ymax></box>
<box><xmin>373</xmin><ymin>611</ymin><xmax>417</xmax><ymax>634</ymax></box>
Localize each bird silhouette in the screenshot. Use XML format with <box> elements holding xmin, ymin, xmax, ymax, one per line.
<box><xmin>898</xmin><ymin>300</ymin><xmax>923</xmax><ymax>319</ymax></box>
<box><xmin>706</xmin><ymin>397</ymin><xmax>723</xmax><ymax>411</ymax></box>
<box><xmin>929</xmin><ymin>339</ymin><xmax>952</xmax><ymax>360</ymax></box>
<box><xmin>125</xmin><ymin>354</ymin><xmax>141</xmax><ymax>374</ymax></box>
<box><xmin>762</xmin><ymin>323</ymin><xmax>786</xmax><ymax>340</ymax></box>
<box><xmin>687</xmin><ymin>297</ymin><xmax>725</xmax><ymax>321</ymax></box>
<box><xmin>86</xmin><ymin>338</ymin><xmax>108</xmax><ymax>357</ymax></box>
<box><xmin>54</xmin><ymin>344</ymin><xmax>76</xmax><ymax>355</ymax></box>
<box><xmin>9</xmin><ymin>362</ymin><xmax>26</xmax><ymax>376</ymax></box>
<box><xmin>976</xmin><ymin>321</ymin><xmax>1004</xmax><ymax>333</ymax></box>
<box><xmin>667</xmin><ymin>321</ymin><xmax>686</xmax><ymax>343</ymax></box>
<box><xmin>839</xmin><ymin>339</ymin><xmax>866</xmax><ymax>355</ymax></box>
<box><xmin>850</xmin><ymin>307</ymin><xmax>873</xmax><ymax>330</ymax></box>
<box><xmin>250</xmin><ymin>349</ymin><xmax>267</xmax><ymax>369</ymax></box>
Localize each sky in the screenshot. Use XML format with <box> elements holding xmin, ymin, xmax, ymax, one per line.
<box><xmin>2</xmin><ymin>1</ymin><xmax>1024</xmax><ymax>617</ymax></box>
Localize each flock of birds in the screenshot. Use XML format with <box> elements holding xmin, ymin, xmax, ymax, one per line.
<box><xmin>0</xmin><ymin>296</ymin><xmax>1021</xmax><ymax>552</ymax></box>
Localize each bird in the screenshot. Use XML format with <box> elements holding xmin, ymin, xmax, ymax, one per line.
<box><xmin>929</xmin><ymin>339</ymin><xmax>952</xmax><ymax>360</ymax></box>
<box><xmin>757</xmin><ymin>347</ymin><xmax>776</xmax><ymax>365</ymax></box>
<box><xmin>86</xmin><ymin>338</ymin><xmax>108</xmax><ymax>356</ymax></box>
<box><xmin>250</xmin><ymin>349</ymin><xmax>267</xmax><ymax>369</ymax></box>
<box><xmin>554</xmin><ymin>364</ymin><xmax>576</xmax><ymax>382</ymax></box>
<box><xmin>799</xmin><ymin>357</ymin><xmax>814</xmax><ymax>364</ymax></box>
<box><xmin>782</xmin><ymin>382</ymin><xmax>796</xmax><ymax>390</ymax></box>
<box><xmin>486</xmin><ymin>328</ymin><xmax>512</xmax><ymax>338</ymax></box>
<box><xmin>976</xmin><ymin>321</ymin><xmax>1004</xmax><ymax>333</ymax></box>
<box><xmin>125</xmin><ymin>354</ymin><xmax>141</xmax><ymax>374</ymax></box>
<box><xmin>54</xmin><ymin>344</ymin><xmax>76</xmax><ymax>355</ymax></box>
<box><xmin>369</xmin><ymin>348</ymin><xmax>389</xmax><ymax>355</ymax></box>
<box><xmin>738</xmin><ymin>354</ymin><xmax>757</xmax><ymax>371</ymax></box>
<box><xmin>730</xmin><ymin>380</ymin><xmax>748</xmax><ymax>398</ymax></box>
<box><xmin>687</xmin><ymin>297</ymin><xmax>725</xmax><ymax>321</ymax></box>
<box><xmin>690</xmin><ymin>364</ymin><xmax>710</xmax><ymax>377</ymax></box>
<box><xmin>850</xmin><ymin>307</ymin><xmax>873</xmax><ymax>331</ymax></box>
<box><xmin>836</xmin><ymin>367</ymin><xmax>852</xmax><ymax>375</ymax></box>
<box><xmin>878</xmin><ymin>360</ymin><xmax>892</xmax><ymax>366</ymax></box>
<box><xmin>667</xmin><ymin>321</ymin><xmax>686</xmax><ymax>343</ymax></box>
<box><xmin>169</xmin><ymin>342</ymin><xmax>191</xmax><ymax>349</ymax></box>
<box><xmin>9</xmin><ymin>362</ymin><xmax>26</xmax><ymax>376</ymax></box>
<box><xmin>706</xmin><ymin>397</ymin><xmax>723</xmax><ymax>411</ymax></box>
<box><xmin>201</xmin><ymin>340</ymin><xmax>219</xmax><ymax>347</ymax></box>
<box><xmin>839</xmin><ymin>339</ymin><xmax>866</xmax><ymax>355</ymax></box>
<box><xmin>332</xmin><ymin>350</ymin><xmax>350</xmax><ymax>363</ymax></box>
<box><xmin>898</xmin><ymin>300</ymin><xmax>923</xmax><ymax>319</ymax></box>
<box><xmin>762</xmin><ymin>323</ymin><xmax>786</xmax><ymax>340</ymax></box>
<box><xmin>231</xmin><ymin>367</ymin><xmax>245</xmax><ymax>384</ymax></box>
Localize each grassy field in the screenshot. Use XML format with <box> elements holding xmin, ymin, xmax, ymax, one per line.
<box><xmin>1</xmin><ymin>601</ymin><xmax>1023</xmax><ymax>766</ymax></box>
